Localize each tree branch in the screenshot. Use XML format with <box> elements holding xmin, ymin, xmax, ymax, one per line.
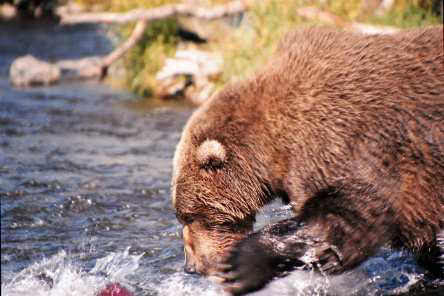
<box><xmin>101</xmin><ymin>19</ymin><xmax>148</xmax><ymax>74</ymax></box>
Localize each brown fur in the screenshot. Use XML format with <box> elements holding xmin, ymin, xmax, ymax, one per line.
<box><xmin>171</xmin><ymin>26</ymin><xmax>444</xmax><ymax>288</ymax></box>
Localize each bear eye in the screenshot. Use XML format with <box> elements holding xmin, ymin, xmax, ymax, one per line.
<box><xmin>176</xmin><ymin>212</ymin><xmax>193</xmax><ymax>225</ymax></box>
<box><xmin>201</xmin><ymin>156</ymin><xmax>224</xmax><ymax>170</ymax></box>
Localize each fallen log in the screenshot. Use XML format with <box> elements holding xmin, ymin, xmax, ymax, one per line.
<box><xmin>58</xmin><ymin>0</ymin><xmax>250</xmax><ymax>24</ymax></box>
<box><xmin>297</xmin><ymin>6</ymin><xmax>398</xmax><ymax>35</ymax></box>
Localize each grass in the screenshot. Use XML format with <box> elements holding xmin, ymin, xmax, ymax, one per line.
<box><xmin>120</xmin><ymin>18</ymin><xmax>179</xmax><ymax>97</ymax></box>
<box><xmin>212</xmin><ymin>0</ymin><xmax>310</xmax><ymax>84</ymax></box>
<box><xmin>215</xmin><ymin>0</ymin><xmax>443</xmax><ymax>88</ymax></box>
<box><xmin>366</xmin><ymin>1</ymin><xmax>442</xmax><ymax>28</ymax></box>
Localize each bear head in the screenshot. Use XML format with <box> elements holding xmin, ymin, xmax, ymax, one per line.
<box><xmin>171</xmin><ymin>85</ymin><xmax>276</xmax><ymax>275</ymax></box>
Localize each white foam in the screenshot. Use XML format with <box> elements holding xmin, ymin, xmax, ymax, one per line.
<box><xmin>1</xmin><ymin>248</ymin><xmax>143</xmax><ymax>296</ymax></box>
<box><xmin>154</xmin><ymin>273</ymin><xmax>222</xmax><ymax>296</ymax></box>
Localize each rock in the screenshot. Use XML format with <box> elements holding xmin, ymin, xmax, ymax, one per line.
<box><xmin>0</xmin><ymin>3</ymin><xmax>17</xmax><ymax>20</ymax></box>
<box><xmin>156</xmin><ymin>49</ymin><xmax>222</xmax><ymax>81</ymax></box>
<box><xmin>9</xmin><ymin>55</ymin><xmax>61</xmax><ymax>87</ymax></box>
<box><xmin>56</xmin><ymin>56</ymin><xmax>103</xmax><ymax>79</ymax></box>
<box><xmin>155</xmin><ymin>49</ymin><xmax>222</xmax><ymax>104</ymax></box>
<box><xmin>9</xmin><ymin>55</ymin><xmax>105</xmax><ymax>87</ymax></box>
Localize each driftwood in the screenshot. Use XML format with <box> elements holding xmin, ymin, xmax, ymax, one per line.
<box><xmin>101</xmin><ymin>19</ymin><xmax>148</xmax><ymax>75</ymax></box>
<box><xmin>297</xmin><ymin>6</ymin><xmax>398</xmax><ymax>35</ymax></box>
<box><xmin>58</xmin><ymin>0</ymin><xmax>250</xmax><ymax>24</ymax></box>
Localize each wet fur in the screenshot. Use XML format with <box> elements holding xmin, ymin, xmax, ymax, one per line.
<box><xmin>172</xmin><ymin>26</ymin><xmax>444</xmax><ymax>294</ymax></box>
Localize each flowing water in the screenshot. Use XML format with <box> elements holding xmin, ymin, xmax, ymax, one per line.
<box><xmin>1</xmin><ymin>20</ymin><xmax>443</xmax><ymax>296</ymax></box>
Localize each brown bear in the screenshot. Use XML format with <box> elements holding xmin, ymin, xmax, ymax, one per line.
<box><xmin>171</xmin><ymin>26</ymin><xmax>444</xmax><ymax>295</ymax></box>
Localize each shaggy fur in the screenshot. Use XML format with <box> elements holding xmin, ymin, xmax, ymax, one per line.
<box><xmin>171</xmin><ymin>26</ymin><xmax>444</xmax><ymax>295</ymax></box>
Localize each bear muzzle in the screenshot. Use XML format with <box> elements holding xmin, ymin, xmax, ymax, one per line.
<box><xmin>182</xmin><ymin>223</ymin><xmax>251</xmax><ymax>276</ymax></box>
<box><xmin>182</xmin><ymin>224</ymin><xmax>218</xmax><ymax>275</ymax></box>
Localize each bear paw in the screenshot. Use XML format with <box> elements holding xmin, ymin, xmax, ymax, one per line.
<box><xmin>211</xmin><ymin>218</ymin><xmax>347</xmax><ymax>295</ymax></box>
<box><xmin>212</xmin><ymin>233</ymin><xmax>304</xmax><ymax>295</ymax></box>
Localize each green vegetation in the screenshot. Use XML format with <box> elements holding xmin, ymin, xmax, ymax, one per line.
<box><xmin>214</xmin><ymin>0</ymin><xmax>309</xmax><ymax>84</ymax></box>
<box><xmin>75</xmin><ymin>0</ymin><xmax>179</xmax><ymax>11</ymax></box>
<box><xmin>324</xmin><ymin>0</ymin><xmax>442</xmax><ymax>27</ymax></box>
<box><xmin>120</xmin><ymin>19</ymin><xmax>179</xmax><ymax>97</ymax></box>
<box><xmin>75</xmin><ymin>0</ymin><xmax>442</xmax><ymax>97</ymax></box>
<box><xmin>325</xmin><ymin>0</ymin><xmax>363</xmax><ymax>21</ymax></box>
<box><xmin>366</xmin><ymin>1</ymin><xmax>442</xmax><ymax>28</ymax></box>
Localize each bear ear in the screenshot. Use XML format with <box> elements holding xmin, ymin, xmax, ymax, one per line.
<box><xmin>196</xmin><ymin>139</ymin><xmax>226</xmax><ymax>170</ymax></box>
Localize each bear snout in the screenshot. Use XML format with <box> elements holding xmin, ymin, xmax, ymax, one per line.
<box><xmin>184</xmin><ymin>256</ymin><xmax>198</xmax><ymax>274</ymax></box>
<box><xmin>181</xmin><ymin>222</ymin><xmax>252</xmax><ymax>276</ymax></box>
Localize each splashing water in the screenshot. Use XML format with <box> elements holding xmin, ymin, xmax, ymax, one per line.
<box><xmin>1</xmin><ymin>248</ymin><xmax>142</xmax><ymax>296</ymax></box>
<box><xmin>152</xmin><ymin>273</ymin><xmax>221</xmax><ymax>296</ymax></box>
<box><xmin>1</xmin><ymin>244</ymin><xmax>431</xmax><ymax>296</ymax></box>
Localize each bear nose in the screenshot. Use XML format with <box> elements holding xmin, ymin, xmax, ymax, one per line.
<box><xmin>184</xmin><ymin>264</ymin><xmax>197</xmax><ymax>274</ymax></box>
